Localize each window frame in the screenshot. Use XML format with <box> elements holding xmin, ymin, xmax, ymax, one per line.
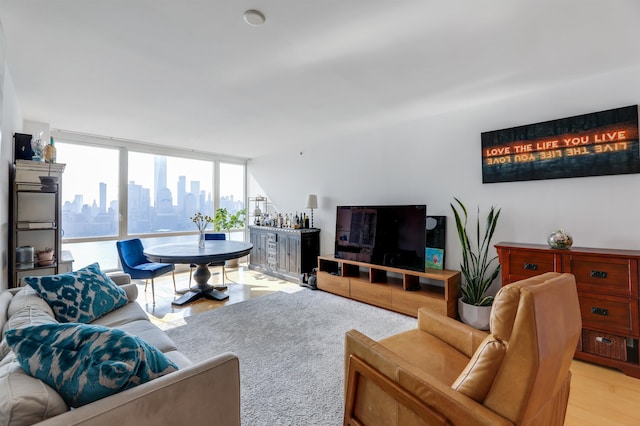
<box><xmin>53</xmin><ymin>130</ymin><xmax>247</xmax><ymax>245</ymax></box>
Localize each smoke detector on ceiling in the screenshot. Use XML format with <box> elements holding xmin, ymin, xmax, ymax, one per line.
<box><xmin>243</xmin><ymin>9</ymin><xmax>266</xmax><ymax>26</ymax></box>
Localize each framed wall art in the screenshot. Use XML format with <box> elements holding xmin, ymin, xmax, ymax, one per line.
<box><xmin>425</xmin><ymin>215</ymin><xmax>446</xmax><ymax>270</ymax></box>
<box><xmin>481</xmin><ymin>105</ymin><xmax>640</xmax><ymax>184</ymax></box>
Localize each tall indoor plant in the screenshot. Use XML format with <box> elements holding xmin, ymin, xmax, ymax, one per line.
<box><xmin>450</xmin><ymin>197</ymin><xmax>501</xmax><ymax>329</ymax></box>
<box><xmin>213</xmin><ymin>207</ymin><xmax>247</xmax><ymax>239</ymax></box>
<box><xmin>213</xmin><ymin>207</ymin><xmax>247</xmax><ymax>266</ymax></box>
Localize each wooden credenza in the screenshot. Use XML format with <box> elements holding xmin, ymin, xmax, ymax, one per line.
<box><xmin>248</xmin><ymin>226</ymin><xmax>320</xmax><ymax>282</ymax></box>
<box><xmin>316</xmin><ymin>255</ymin><xmax>460</xmax><ymax>318</ymax></box>
<box><xmin>495</xmin><ymin>242</ymin><xmax>640</xmax><ymax>378</ymax></box>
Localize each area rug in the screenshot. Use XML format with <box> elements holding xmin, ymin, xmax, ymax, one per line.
<box><xmin>164</xmin><ymin>288</ymin><xmax>416</xmax><ymax>426</ymax></box>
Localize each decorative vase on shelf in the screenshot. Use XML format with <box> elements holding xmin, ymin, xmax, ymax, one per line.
<box><xmin>547</xmin><ymin>230</ymin><xmax>573</xmax><ymax>249</ymax></box>
<box><xmin>198</xmin><ymin>231</ymin><xmax>205</xmax><ymax>249</ymax></box>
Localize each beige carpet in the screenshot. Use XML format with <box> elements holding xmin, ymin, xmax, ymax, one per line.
<box><xmin>164</xmin><ymin>288</ymin><xmax>415</xmax><ymax>425</ymax></box>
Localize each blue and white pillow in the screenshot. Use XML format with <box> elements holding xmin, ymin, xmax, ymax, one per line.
<box><xmin>24</xmin><ymin>262</ymin><xmax>129</xmax><ymax>323</ymax></box>
<box><xmin>5</xmin><ymin>323</ymin><xmax>179</xmax><ymax>407</ymax></box>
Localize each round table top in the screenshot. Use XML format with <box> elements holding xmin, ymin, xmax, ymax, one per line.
<box><xmin>143</xmin><ymin>240</ymin><xmax>253</xmax><ymax>265</ymax></box>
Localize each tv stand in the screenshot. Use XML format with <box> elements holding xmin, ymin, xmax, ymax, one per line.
<box><xmin>316</xmin><ymin>255</ymin><xmax>461</xmax><ymax>318</ymax></box>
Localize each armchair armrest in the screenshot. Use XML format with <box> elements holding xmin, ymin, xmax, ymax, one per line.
<box><xmin>345</xmin><ymin>330</ymin><xmax>510</xmax><ymax>426</ymax></box>
<box><xmin>36</xmin><ymin>352</ymin><xmax>240</xmax><ymax>426</ymax></box>
<box><xmin>418</xmin><ymin>307</ymin><xmax>488</xmax><ymax>358</ymax></box>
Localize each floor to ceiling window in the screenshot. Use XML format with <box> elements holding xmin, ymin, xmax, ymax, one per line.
<box><xmin>55</xmin><ymin>134</ymin><xmax>246</xmax><ymax>271</ymax></box>
<box><xmin>56</xmin><ymin>143</ymin><xmax>120</xmax><ymax>238</ymax></box>
<box><xmin>127</xmin><ymin>152</ymin><xmax>214</xmax><ymax>234</ymax></box>
<box><xmin>219</xmin><ymin>162</ymin><xmax>246</xmax><ymax>241</ymax></box>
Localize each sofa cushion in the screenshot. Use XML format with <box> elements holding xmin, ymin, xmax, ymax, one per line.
<box><xmin>0</xmin><ymin>292</ymin><xmax>13</xmax><ymax>337</ymax></box>
<box><xmin>0</xmin><ymin>361</ymin><xmax>68</xmax><ymax>426</ymax></box>
<box><xmin>90</xmin><ymin>300</ymin><xmax>150</xmax><ymax>328</ymax></box>
<box><xmin>380</xmin><ymin>329</ymin><xmax>470</xmax><ymax>385</ymax></box>
<box><xmin>1</xmin><ymin>306</ymin><xmax>58</xmax><ymax>361</ymax></box>
<box><xmin>163</xmin><ymin>350</ymin><xmax>193</xmax><ymax>369</ymax></box>
<box><xmin>24</xmin><ymin>263</ymin><xmax>129</xmax><ymax>323</ymax></box>
<box><xmin>116</xmin><ymin>320</ymin><xmax>178</xmax><ymax>353</ymax></box>
<box><xmin>7</xmin><ymin>287</ymin><xmax>55</xmax><ymax>320</ymax></box>
<box><xmin>5</xmin><ymin>323</ymin><xmax>179</xmax><ymax>408</ymax></box>
<box><xmin>451</xmin><ymin>334</ymin><xmax>506</xmax><ymax>402</ymax></box>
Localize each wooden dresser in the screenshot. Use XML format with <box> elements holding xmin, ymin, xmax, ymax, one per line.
<box><xmin>495</xmin><ymin>242</ymin><xmax>640</xmax><ymax>378</ymax></box>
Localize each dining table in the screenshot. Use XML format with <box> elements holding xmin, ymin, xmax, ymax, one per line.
<box><xmin>144</xmin><ymin>240</ymin><xmax>253</xmax><ymax>306</ymax></box>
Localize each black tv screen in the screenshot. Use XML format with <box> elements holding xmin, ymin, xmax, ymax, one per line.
<box><xmin>335</xmin><ymin>205</ymin><xmax>426</xmax><ymax>272</ymax></box>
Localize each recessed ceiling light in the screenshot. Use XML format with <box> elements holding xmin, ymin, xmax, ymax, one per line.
<box><xmin>243</xmin><ymin>9</ymin><xmax>266</xmax><ymax>26</ymax></box>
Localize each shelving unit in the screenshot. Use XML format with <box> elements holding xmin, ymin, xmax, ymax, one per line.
<box><xmin>10</xmin><ymin>160</ymin><xmax>66</xmax><ymax>287</ymax></box>
<box><xmin>316</xmin><ymin>255</ymin><xmax>460</xmax><ymax>318</ymax></box>
<box><xmin>248</xmin><ymin>196</ymin><xmax>272</xmax><ymax>226</ymax></box>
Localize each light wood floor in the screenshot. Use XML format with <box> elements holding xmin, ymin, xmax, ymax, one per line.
<box><xmin>137</xmin><ymin>265</ymin><xmax>640</xmax><ymax>425</ymax></box>
<box><xmin>132</xmin><ymin>263</ymin><xmax>301</xmax><ymax>329</ymax></box>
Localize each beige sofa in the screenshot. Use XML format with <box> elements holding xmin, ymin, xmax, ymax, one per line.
<box><xmin>1</xmin><ymin>274</ymin><xmax>240</xmax><ymax>426</ymax></box>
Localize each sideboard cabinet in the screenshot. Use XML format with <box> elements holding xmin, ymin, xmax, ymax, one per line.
<box><xmin>248</xmin><ymin>226</ymin><xmax>320</xmax><ymax>282</ymax></box>
<box><xmin>495</xmin><ymin>242</ymin><xmax>640</xmax><ymax>378</ymax></box>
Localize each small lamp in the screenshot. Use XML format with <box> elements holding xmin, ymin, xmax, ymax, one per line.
<box><xmin>305</xmin><ymin>194</ymin><xmax>318</xmax><ymax>228</ymax></box>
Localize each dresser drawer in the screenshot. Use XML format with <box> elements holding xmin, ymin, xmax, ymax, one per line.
<box><xmin>506</xmin><ymin>252</ymin><xmax>555</xmax><ymax>280</ymax></box>
<box><xmin>582</xmin><ymin>329</ymin><xmax>628</xmax><ymax>361</ymax></box>
<box><xmin>569</xmin><ymin>255</ymin><xmax>635</xmax><ymax>297</ymax></box>
<box><xmin>578</xmin><ymin>293</ymin><xmax>636</xmax><ymax>336</ymax></box>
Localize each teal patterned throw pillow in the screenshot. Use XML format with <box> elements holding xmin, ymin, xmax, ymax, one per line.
<box><xmin>24</xmin><ymin>262</ymin><xmax>129</xmax><ymax>323</ymax></box>
<box><xmin>5</xmin><ymin>323</ymin><xmax>179</xmax><ymax>407</ymax></box>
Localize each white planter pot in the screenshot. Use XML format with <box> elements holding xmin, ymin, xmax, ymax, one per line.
<box><xmin>458</xmin><ymin>298</ymin><xmax>492</xmax><ymax>330</ymax></box>
<box><xmin>225</xmin><ymin>258</ymin><xmax>240</xmax><ymax>267</ymax></box>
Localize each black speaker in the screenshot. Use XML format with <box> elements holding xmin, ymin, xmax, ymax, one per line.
<box><xmin>14</xmin><ymin>133</ymin><xmax>33</xmax><ymax>161</ymax></box>
<box><xmin>426</xmin><ymin>216</ymin><xmax>446</xmax><ymax>249</ymax></box>
<box><xmin>426</xmin><ymin>216</ymin><xmax>446</xmax><ymax>269</ymax></box>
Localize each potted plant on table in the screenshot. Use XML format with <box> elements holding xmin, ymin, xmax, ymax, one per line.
<box><xmin>450</xmin><ymin>197</ymin><xmax>501</xmax><ymax>330</ymax></box>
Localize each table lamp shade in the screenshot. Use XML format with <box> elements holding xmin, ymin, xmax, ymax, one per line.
<box><xmin>305</xmin><ymin>194</ymin><xmax>318</xmax><ymax>209</ymax></box>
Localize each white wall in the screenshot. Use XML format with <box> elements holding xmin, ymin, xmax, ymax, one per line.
<box><xmin>0</xmin><ymin>53</ymin><xmax>24</xmax><ymax>290</ymax></box>
<box><xmin>248</xmin><ymin>65</ymin><xmax>640</xmax><ymax>289</ymax></box>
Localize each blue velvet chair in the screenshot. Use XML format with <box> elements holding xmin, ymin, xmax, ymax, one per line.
<box><xmin>189</xmin><ymin>232</ymin><xmax>227</xmax><ymax>286</ymax></box>
<box><xmin>116</xmin><ymin>238</ymin><xmax>176</xmax><ymax>304</ymax></box>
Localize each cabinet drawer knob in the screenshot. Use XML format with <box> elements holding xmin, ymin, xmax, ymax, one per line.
<box><xmin>591</xmin><ymin>307</ymin><xmax>609</xmax><ymax>316</ymax></box>
<box><xmin>590</xmin><ymin>270</ymin><xmax>607</xmax><ymax>279</ymax></box>
<box><xmin>523</xmin><ymin>263</ymin><xmax>538</xmax><ymax>270</ymax></box>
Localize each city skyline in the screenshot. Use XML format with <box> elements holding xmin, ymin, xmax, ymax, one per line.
<box><xmin>62</xmin><ymin>176</ymin><xmax>243</xmax><ymax>238</ymax></box>
<box><xmin>57</xmin><ymin>145</ymin><xmax>244</xmax><ymax>238</ymax></box>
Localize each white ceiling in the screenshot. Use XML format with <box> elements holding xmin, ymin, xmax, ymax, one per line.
<box><xmin>1</xmin><ymin>1</ymin><xmax>639</xmax><ymax>159</ymax></box>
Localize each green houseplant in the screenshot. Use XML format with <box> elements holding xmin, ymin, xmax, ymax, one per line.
<box><xmin>213</xmin><ymin>208</ymin><xmax>247</xmax><ymax>238</ymax></box>
<box><xmin>450</xmin><ymin>197</ymin><xmax>501</xmax><ymax>329</ymax></box>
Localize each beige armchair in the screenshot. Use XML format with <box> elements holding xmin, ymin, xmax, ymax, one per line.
<box><xmin>344</xmin><ymin>272</ymin><xmax>582</xmax><ymax>426</ymax></box>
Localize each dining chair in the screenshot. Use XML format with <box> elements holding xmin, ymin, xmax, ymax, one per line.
<box><xmin>116</xmin><ymin>238</ymin><xmax>176</xmax><ymax>304</ymax></box>
<box><xmin>189</xmin><ymin>232</ymin><xmax>227</xmax><ymax>286</ymax></box>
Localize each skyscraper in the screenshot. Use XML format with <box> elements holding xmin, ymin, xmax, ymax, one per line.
<box><xmin>154</xmin><ymin>156</ymin><xmax>167</xmax><ymax>208</ymax></box>
<box><xmin>99</xmin><ymin>182</ymin><xmax>107</xmax><ymax>214</ymax></box>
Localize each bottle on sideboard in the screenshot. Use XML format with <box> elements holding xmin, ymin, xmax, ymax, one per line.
<box><xmin>43</xmin><ymin>137</ymin><xmax>57</xmax><ymax>163</ymax></box>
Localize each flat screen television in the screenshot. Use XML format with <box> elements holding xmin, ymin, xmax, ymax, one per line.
<box><xmin>334</xmin><ymin>205</ymin><xmax>426</xmax><ymax>272</ymax></box>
